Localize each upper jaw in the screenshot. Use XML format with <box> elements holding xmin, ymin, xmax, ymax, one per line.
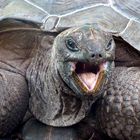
<box><xmin>70</xmin><ymin>61</ymin><xmax>110</xmax><ymax>95</ymax></box>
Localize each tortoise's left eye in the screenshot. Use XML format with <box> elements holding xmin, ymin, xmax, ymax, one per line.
<box><xmin>65</xmin><ymin>38</ymin><xmax>79</xmax><ymax>52</ymax></box>
<box><xmin>106</xmin><ymin>39</ymin><xmax>113</xmax><ymax>51</ymax></box>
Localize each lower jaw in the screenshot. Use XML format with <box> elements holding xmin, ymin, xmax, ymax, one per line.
<box><xmin>72</xmin><ymin>70</ymin><xmax>106</xmax><ymax>95</ymax></box>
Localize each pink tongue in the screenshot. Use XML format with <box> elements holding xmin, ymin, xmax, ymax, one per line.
<box><xmin>78</xmin><ymin>73</ymin><xmax>96</xmax><ymax>90</ymax></box>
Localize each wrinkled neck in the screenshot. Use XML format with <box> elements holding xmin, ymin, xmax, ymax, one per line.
<box><xmin>27</xmin><ymin>47</ymin><xmax>95</xmax><ymax>126</ymax></box>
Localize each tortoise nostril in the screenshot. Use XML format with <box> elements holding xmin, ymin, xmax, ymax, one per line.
<box><xmin>91</xmin><ymin>54</ymin><xmax>95</xmax><ymax>58</ymax></box>
<box><xmin>99</xmin><ymin>54</ymin><xmax>102</xmax><ymax>58</ymax></box>
<box><xmin>91</xmin><ymin>53</ymin><xmax>102</xmax><ymax>58</ymax></box>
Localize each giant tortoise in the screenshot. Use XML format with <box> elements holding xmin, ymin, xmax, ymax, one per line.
<box><xmin>0</xmin><ymin>0</ymin><xmax>140</xmax><ymax>140</ymax></box>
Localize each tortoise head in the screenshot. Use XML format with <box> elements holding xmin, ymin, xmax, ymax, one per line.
<box><xmin>52</xmin><ymin>25</ymin><xmax>115</xmax><ymax>97</ymax></box>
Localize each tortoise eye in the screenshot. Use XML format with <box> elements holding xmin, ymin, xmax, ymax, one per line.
<box><xmin>106</xmin><ymin>39</ymin><xmax>113</xmax><ymax>50</ymax></box>
<box><xmin>65</xmin><ymin>38</ymin><xmax>79</xmax><ymax>51</ymax></box>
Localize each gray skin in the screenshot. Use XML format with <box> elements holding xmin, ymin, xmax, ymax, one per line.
<box><xmin>0</xmin><ymin>20</ymin><xmax>115</xmax><ymax>137</ymax></box>
<box><xmin>27</xmin><ymin>25</ymin><xmax>115</xmax><ymax>127</ymax></box>
<box><xmin>21</xmin><ymin>29</ymin><xmax>140</xmax><ymax>140</ymax></box>
<box><xmin>96</xmin><ymin>38</ymin><xmax>140</xmax><ymax>140</ymax></box>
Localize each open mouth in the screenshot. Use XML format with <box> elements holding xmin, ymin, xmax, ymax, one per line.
<box><xmin>72</xmin><ymin>62</ymin><xmax>107</xmax><ymax>94</ymax></box>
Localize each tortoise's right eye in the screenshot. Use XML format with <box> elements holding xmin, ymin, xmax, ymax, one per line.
<box><xmin>106</xmin><ymin>39</ymin><xmax>113</xmax><ymax>51</ymax></box>
<box><xmin>65</xmin><ymin>38</ymin><xmax>79</xmax><ymax>52</ymax></box>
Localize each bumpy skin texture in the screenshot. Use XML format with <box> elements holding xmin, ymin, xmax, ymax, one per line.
<box><xmin>0</xmin><ymin>21</ymin><xmax>115</xmax><ymax>137</ymax></box>
<box><xmin>98</xmin><ymin>67</ymin><xmax>140</xmax><ymax>140</ymax></box>
<box><xmin>97</xmin><ymin>39</ymin><xmax>140</xmax><ymax>140</ymax></box>
<box><xmin>27</xmin><ymin>26</ymin><xmax>115</xmax><ymax>126</ymax></box>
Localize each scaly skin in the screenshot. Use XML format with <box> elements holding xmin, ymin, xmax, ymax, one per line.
<box><xmin>0</xmin><ymin>20</ymin><xmax>57</xmax><ymax>137</ymax></box>
<box><xmin>98</xmin><ymin>67</ymin><xmax>140</xmax><ymax>140</ymax></box>
<box><xmin>27</xmin><ymin>25</ymin><xmax>115</xmax><ymax>127</ymax></box>
<box><xmin>97</xmin><ymin>39</ymin><xmax>140</xmax><ymax>140</ymax></box>
<box><xmin>0</xmin><ymin>22</ymin><xmax>115</xmax><ymax>137</ymax></box>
